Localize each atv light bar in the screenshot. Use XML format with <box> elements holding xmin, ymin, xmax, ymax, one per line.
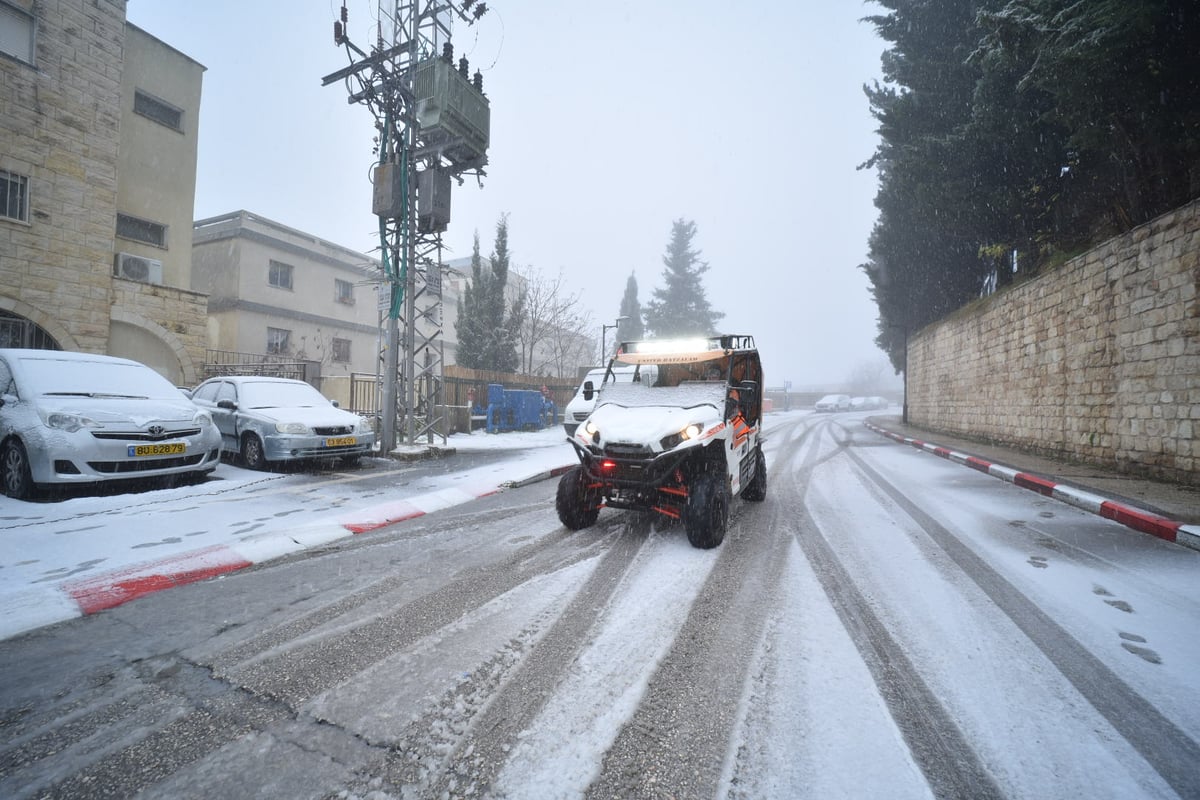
<box><xmin>620</xmin><ymin>338</ymin><xmax>718</xmax><ymax>356</ymax></box>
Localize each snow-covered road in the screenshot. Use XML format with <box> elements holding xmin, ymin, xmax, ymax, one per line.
<box><xmin>2</xmin><ymin>412</ymin><xmax>1198</xmax><ymax>799</ymax></box>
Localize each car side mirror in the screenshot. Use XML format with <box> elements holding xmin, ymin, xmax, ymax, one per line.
<box><xmin>582</xmin><ymin>380</ymin><xmax>595</xmax><ymax>401</ymax></box>
<box><xmin>217</xmin><ymin>399</ymin><xmax>237</xmax><ymax>410</ymax></box>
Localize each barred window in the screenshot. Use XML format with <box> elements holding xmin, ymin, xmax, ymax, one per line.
<box><xmin>116</xmin><ymin>213</ymin><xmax>167</xmax><ymax>247</ymax></box>
<box><xmin>332</xmin><ymin>338</ymin><xmax>352</xmax><ymax>363</ymax></box>
<box><xmin>0</xmin><ymin>2</ymin><xmax>35</xmax><ymax>65</ymax></box>
<box><xmin>133</xmin><ymin>89</ymin><xmax>183</xmax><ymax>132</ymax></box>
<box><xmin>268</xmin><ymin>260</ymin><xmax>294</xmax><ymax>290</ymax></box>
<box><xmin>0</xmin><ymin>169</ymin><xmax>29</xmax><ymax>223</ymax></box>
<box><xmin>335</xmin><ymin>278</ymin><xmax>355</xmax><ymax>305</ymax></box>
<box><xmin>266</xmin><ymin>327</ymin><xmax>291</xmax><ymax>355</ymax></box>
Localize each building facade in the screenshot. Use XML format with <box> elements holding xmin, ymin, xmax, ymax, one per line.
<box><xmin>0</xmin><ymin>0</ymin><xmax>209</xmax><ymax>384</ymax></box>
<box><xmin>191</xmin><ymin>211</ymin><xmax>382</xmax><ymax>381</ymax></box>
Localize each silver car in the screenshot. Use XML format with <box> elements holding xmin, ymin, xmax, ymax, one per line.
<box><xmin>0</xmin><ymin>349</ymin><xmax>222</xmax><ymax>499</ymax></box>
<box><xmin>190</xmin><ymin>376</ymin><xmax>375</xmax><ymax>469</ymax></box>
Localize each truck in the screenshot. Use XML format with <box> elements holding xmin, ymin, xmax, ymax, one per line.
<box><xmin>555</xmin><ymin>334</ymin><xmax>766</xmax><ymax>548</ymax></box>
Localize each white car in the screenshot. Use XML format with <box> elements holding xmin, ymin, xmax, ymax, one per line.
<box><xmin>814</xmin><ymin>393</ymin><xmax>851</xmax><ymax>412</ymax></box>
<box><xmin>0</xmin><ymin>349</ymin><xmax>222</xmax><ymax>499</ymax></box>
<box><xmin>562</xmin><ymin>364</ymin><xmax>655</xmax><ymax>437</ymax></box>
<box><xmin>191</xmin><ymin>376</ymin><xmax>375</xmax><ymax>469</ymax></box>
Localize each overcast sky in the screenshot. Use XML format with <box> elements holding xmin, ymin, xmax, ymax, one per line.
<box><xmin>126</xmin><ymin>1</ymin><xmax>893</xmax><ymax>391</ymax></box>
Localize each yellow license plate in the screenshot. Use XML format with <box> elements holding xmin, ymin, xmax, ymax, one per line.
<box><xmin>324</xmin><ymin>436</ymin><xmax>356</xmax><ymax>447</ymax></box>
<box><xmin>128</xmin><ymin>442</ymin><xmax>186</xmax><ymax>457</ymax></box>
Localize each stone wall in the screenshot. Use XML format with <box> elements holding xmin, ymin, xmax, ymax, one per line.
<box><xmin>0</xmin><ymin>0</ymin><xmax>127</xmax><ymax>354</ymax></box>
<box><xmin>908</xmin><ymin>199</ymin><xmax>1199</xmax><ymax>486</ymax></box>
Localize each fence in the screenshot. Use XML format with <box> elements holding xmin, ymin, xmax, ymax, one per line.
<box><xmin>202</xmin><ymin>349</ymin><xmax>321</xmax><ymax>385</ymax></box>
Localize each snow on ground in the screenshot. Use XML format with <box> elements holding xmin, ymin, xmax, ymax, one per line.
<box><xmin>0</xmin><ymin>427</ymin><xmax>578</xmax><ymax>640</ymax></box>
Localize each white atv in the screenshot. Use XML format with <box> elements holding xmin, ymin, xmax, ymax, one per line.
<box><xmin>556</xmin><ymin>335</ymin><xmax>766</xmax><ymax>548</ymax></box>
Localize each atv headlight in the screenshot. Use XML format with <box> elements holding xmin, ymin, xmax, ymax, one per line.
<box><xmin>660</xmin><ymin>423</ymin><xmax>702</xmax><ymax>450</ymax></box>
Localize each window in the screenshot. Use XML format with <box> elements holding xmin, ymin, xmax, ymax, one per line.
<box><xmin>0</xmin><ymin>169</ymin><xmax>29</xmax><ymax>223</ymax></box>
<box><xmin>116</xmin><ymin>213</ymin><xmax>166</xmax><ymax>247</ymax></box>
<box><xmin>335</xmin><ymin>278</ymin><xmax>355</xmax><ymax>305</ymax></box>
<box><xmin>133</xmin><ymin>89</ymin><xmax>183</xmax><ymax>132</ymax></box>
<box><xmin>268</xmin><ymin>260</ymin><xmax>294</xmax><ymax>290</ymax></box>
<box><xmin>332</xmin><ymin>338</ymin><xmax>352</xmax><ymax>363</ymax></box>
<box><xmin>0</xmin><ymin>2</ymin><xmax>35</xmax><ymax>65</ymax></box>
<box><xmin>266</xmin><ymin>327</ymin><xmax>291</xmax><ymax>355</ymax></box>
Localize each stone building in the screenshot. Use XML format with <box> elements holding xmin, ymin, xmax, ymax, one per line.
<box><xmin>191</xmin><ymin>210</ymin><xmax>381</xmax><ymax>382</ymax></box>
<box><xmin>0</xmin><ymin>0</ymin><xmax>208</xmax><ymax>384</ymax></box>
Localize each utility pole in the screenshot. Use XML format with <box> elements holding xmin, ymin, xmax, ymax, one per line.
<box><xmin>324</xmin><ymin>1</ymin><xmax>491</xmax><ymax>453</ymax></box>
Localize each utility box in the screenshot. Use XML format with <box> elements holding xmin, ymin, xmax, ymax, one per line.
<box><xmin>413</xmin><ymin>57</ymin><xmax>490</xmax><ymax>166</ymax></box>
<box><xmin>418</xmin><ymin>168</ymin><xmax>452</xmax><ymax>232</ymax></box>
<box><xmin>372</xmin><ymin>162</ymin><xmax>405</xmax><ymax>218</ymax></box>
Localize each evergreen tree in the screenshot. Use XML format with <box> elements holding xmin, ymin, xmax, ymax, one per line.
<box><xmin>643</xmin><ymin>219</ymin><xmax>724</xmax><ymax>338</ymax></box>
<box><xmin>616</xmin><ymin>272</ymin><xmax>644</xmax><ymax>343</ymax></box>
<box><xmin>454</xmin><ymin>217</ymin><xmax>524</xmax><ymax>372</ymax></box>
<box><xmin>485</xmin><ymin>214</ymin><xmax>522</xmax><ymax>372</ymax></box>
<box><xmin>454</xmin><ymin>233</ymin><xmax>488</xmax><ymax>369</ymax></box>
<box><xmin>861</xmin><ymin>0</ymin><xmax>1200</xmax><ymax>372</ymax></box>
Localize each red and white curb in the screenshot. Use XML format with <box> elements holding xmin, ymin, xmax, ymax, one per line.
<box><xmin>1</xmin><ymin>465</ymin><xmax>577</xmax><ymax>642</ymax></box>
<box><xmin>864</xmin><ymin>422</ymin><xmax>1200</xmax><ymax>552</ymax></box>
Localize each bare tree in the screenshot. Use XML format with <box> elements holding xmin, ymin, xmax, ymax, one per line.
<box><xmin>513</xmin><ymin>266</ymin><xmax>595</xmax><ymax>377</ymax></box>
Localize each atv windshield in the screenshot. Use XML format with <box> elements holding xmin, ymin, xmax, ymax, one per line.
<box><xmin>596</xmin><ymin>380</ymin><xmax>726</xmax><ymax>410</ymax></box>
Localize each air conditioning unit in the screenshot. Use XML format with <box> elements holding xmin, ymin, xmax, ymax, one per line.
<box><xmin>114</xmin><ymin>253</ymin><xmax>163</xmax><ymax>285</ymax></box>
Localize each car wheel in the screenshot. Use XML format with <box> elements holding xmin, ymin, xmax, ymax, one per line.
<box><xmin>556</xmin><ymin>465</ymin><xmax>600</xmax><ymax>530</ymax></box>
<box><xmin>241</xmin><ymin>433</ymin><xmax>269</xmax><ymax>471</ymax></box>
<box><xmin>685</xmin><ymin>471</ymin><xmax>728</xmax><ymax>549</ymax></box>
<box><xmin>742</xmin><ymin>446</ymin><xmax>767</xmax><ymax>502</ymax></box>
<box><xmin>1</xmin><ymin>438</ymin><xmax>37</xmax><ymax>500</ymax></box>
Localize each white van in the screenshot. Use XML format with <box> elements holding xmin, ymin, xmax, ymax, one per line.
<box><xmin>562</xmin><ymin>364</ymin><xmax>655</xmax><ymax>436</ymax></box>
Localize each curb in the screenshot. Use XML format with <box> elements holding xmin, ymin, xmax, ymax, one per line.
<box><xmin>2</xmin><ymin>462</ymin><xmax>578</xmax><ymax>642</ymax></box>
<box><xmin>864</xmin><ymin>422</ymin><xmax>1200</xmax><ymax>553</ymax></box>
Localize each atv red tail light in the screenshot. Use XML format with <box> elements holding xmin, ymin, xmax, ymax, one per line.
<box><xmin>601</xmin><ymin>460</ymin><xmax>617</xmax><ymax>471</ymax></box>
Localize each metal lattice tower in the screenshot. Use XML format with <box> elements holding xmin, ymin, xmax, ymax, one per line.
<box><xmin>325</xmin><ymin>1</ymin><xmax>490</xmax><ymax>452</ymax></box>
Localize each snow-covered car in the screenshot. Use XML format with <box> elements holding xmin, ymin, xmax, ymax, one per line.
<box><xmin>190</xmin><ymin>376</ymin><xmax>375</xmax><ymax>469</ymax></box>
<box><xmin>850</xmin><ymin>395</ymin><xmax>888</xmax><ymax>411</ymax></box>
<box><xmin>556</xmin><ymin>335</ymin><xmax>766</xmax><ymax>549</ymax></box>
<box><xmin>0</xmin><ymin>348</ymin><xmax>222</xmax><ymax>499</ymax></box>
<box><xmin>815</xmin><ymin>393</ymin><xmax>851</xmax><ymax>412</ymax></box>
<box><xmin>562</xmin><ymin>364</ymin><xmax>655</xmax><ymax>437</ymax></box>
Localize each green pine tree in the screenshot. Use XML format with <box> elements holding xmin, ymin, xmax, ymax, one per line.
<box><xmin>643</xmin><ymin>219</ymin><xmax>724</xmax><ymax>338</ymax></box>
<box><xmin>616</xmin><ymin>272</ymin><xmax>644</xmax><ymax>343</ymax></box>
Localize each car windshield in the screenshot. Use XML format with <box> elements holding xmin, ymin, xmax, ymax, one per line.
<box><xmin>18</xmin><ymin>356</ymin><xmax>180</xmax><ymax>399</ymax></box>
<box><xmin>238</xmin><ymin>380</ymin><xmax>330</xmax><ymax>409</ymax></box>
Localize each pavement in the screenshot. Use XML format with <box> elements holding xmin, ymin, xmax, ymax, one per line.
<box><xmin>863</xmin><ymin>414</ymin><xmax>1200</xmax><ymax>552</ymax></box>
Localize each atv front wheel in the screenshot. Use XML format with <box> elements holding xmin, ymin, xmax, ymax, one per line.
<box><xmin>685</xmin><ymin>472</ymin><xmax>728</xmax><ymax>549</ymax></box>
<box><xmin>556</xmin><ymin>465</ymin><xmax>600</xmax><ymax>530</ymax></box>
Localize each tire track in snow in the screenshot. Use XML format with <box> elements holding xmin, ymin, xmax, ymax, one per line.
<box><xmin>578</xmin><ymin>425</ymin><xmax>809</xmax><ymax>799</ymax></box>
<box><xmin>845</xmin><ymin>446</ymin><xmax>1200</xmax><ymax>799</ymax></box>
<box><xmin>789</xmin><ymin>420</ymin><xmax>1006</xmax><ymax>800</ymax></box>
<box><xmin>331</xmin><ymin>520</ymin><xmax>655</xmax><ymax>798</ymax></box>
<box><xmin>220</xmin><ymin>517</ymin><xmax>615</xmax><ymax>704</ymax></box>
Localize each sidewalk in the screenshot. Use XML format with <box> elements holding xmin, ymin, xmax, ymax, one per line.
<box><xmin>864</xmin><ymin>414</ymin><xmax>1200</xmax><ymax>551</ymax></box>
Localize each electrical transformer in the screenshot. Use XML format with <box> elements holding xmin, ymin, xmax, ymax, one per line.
<box><xmin>412</xmin><ymin>57</ymin><xmax>491</xmax><ymax>166</ymax></box>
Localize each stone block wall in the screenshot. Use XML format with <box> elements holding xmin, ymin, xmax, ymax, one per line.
<box><xmin>908</xmin><ymin>199</ymin><xmax>1199</xmax><ymax>486</ymax></box>
<box><xmin>0</xmin><ymin>0</ymin><xmax>127</xmax><ymax>354</ymax></box>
